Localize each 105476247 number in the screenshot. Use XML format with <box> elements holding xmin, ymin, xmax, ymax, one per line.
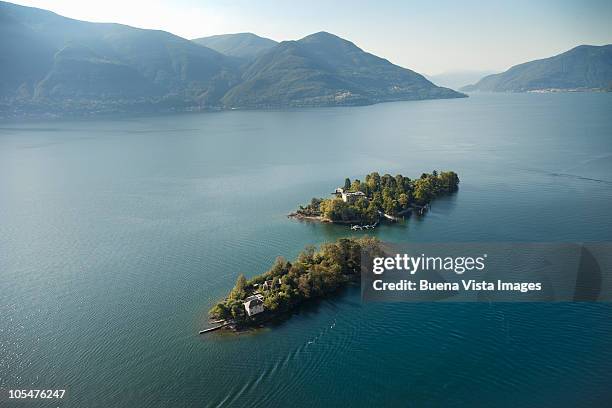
<box><xmin>8</xmin><ymin>389</ymin><xmax>66</xmax><ymax>399</ymax></box>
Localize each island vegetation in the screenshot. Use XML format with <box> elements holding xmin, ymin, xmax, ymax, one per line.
<box><xmin>292</xmin><ymin>170</ymin><xmax>459</xmax><ymax>224</ymax></box>
<box><xmin>204</xmin><ymin>171</ymin><xmax>458</xmax><ymax>332</ymax></box>
<box><xmin>208</xmin><ymin>237</ymin><xmax>382</xmax><ymax>329</ymax></box>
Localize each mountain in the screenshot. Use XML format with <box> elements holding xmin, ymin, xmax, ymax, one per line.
<box><xmin>462</xmin><ymin>45</ymin><xmax>612</xmax><ymax>92</ymax></box>
<box><xmin>0</xmin><ymin>1</ymin><xmax>239</xmax><ymax>115</ymax></box>
<box><xmin>192</xmin><ymin>33</ymin><xmax>277</xmax><ymax>60</ymax></box>
<box><xmin>427</xmin><ymin>70</ymin><xmax>497</xmax><ymax>90</ymax></box>
<box><xmin>222</xmin><ymin>32</ymin><xmax>465</xmax><ymax>108</ymax></box>
<box><xmin>0</xmin><ymin>2</ymin><xmax>465</xmax><ymax>117</ymax></box>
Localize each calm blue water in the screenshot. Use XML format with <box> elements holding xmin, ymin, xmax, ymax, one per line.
<box><xmin>1</xmin><ymin>93</ymin><xmax>612</xmax><ymax>407</ymax></box>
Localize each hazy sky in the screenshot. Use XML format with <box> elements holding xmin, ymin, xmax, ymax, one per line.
<box><xmin>13</xmin><ymin>0</ymin><xmax>612</xmax><ymax>75</ymax></box>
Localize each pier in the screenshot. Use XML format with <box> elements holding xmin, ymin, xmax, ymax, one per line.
<box><xmin>199</xmin><ymin>322</ymin><xmax>231</xmax><ymax>334</ymax></box>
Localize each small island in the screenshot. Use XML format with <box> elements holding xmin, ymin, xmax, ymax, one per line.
<box><xmin>289</xmin><ymin>171</ymin><xmax>459</xmax><ymax>226</ymax></box>
<box><xmin>203</xmin><ymin>171</ymin><xmax>459</xmax><ymax>333</ymax></box>
<box><xmin>206</xmin><ymin>237</ymin><xmax>382</xmax><ymax>332</ymax></box>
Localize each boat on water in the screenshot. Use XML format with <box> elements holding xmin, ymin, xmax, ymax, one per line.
<box><xmin>351</xmin><ymin>222</ymin><xmax>378</xmax><ymax>230</ymax></box>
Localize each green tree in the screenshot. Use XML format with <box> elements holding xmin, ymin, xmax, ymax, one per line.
<box><xmin>209</xmin><ymin>237</ymin><xmax>385</xmax><ymax>326</ymax></box>
<box><xmin>208</xmin><ymin>303</ymin><xmax>230</xmax><ymax>320</ymax></box>
<box><xmin>298</xmin><ymin>274</ymin><xmax>311</xmax><ymax>298</ymax></box>
<box><xmin>264</xmin><ymin>294</ymin><xmax>281</xmax><ymax>311</ymax></box>
<box><xmin>413</xmin><ymin>178</ymin><xmax>434</xmax><ymax>204</ymax></box>
<box><xmin>297</xmin><ymin>246</ymin><xmax>316</xmax><ymax>265</ymax></box>
<box><xmin>269</xmin><ymin>256</ymin><xmax>289</xmax><ymax>277</ymax></box>
<box><xmin>371</xmin><ymin>191</ymin><xmax>383</xmax><ymax>210</ymax></box>
<box><xmin>382</xmin><ymin>187</ymin><xmax>393</xmax><ymax>201</ymax></box>
<box><xmin>400</xmin><ymin>176</ymin><xmax>412</xmax><ymax>194</ymax></box>
<box><xmin>367</xmin><ymin>172</ymin><xmax>381</xmax><ymax>192</ymax></box>
<box><xmin>381</xmin><ymin>174</ymin><xmax>395</xmax><ymax>189</ymax></box>
<box><xmin>383</xmin><ymin>197</ymin><xmax>399</xmax><ymax>215</ymax></box>
<box><xmin>438</xmin><ymin>171</ymin><xmax>460</xmax><ymax>192</ymax></box>
<box><xmin>395</xmin><ymin>174</ymin><xmax>404</xmax><ymax>191</ymax></box>
<box><xmin>355</xmin><ymin>197</ymin><xmax>369</xmax><ymax>212</ymax></box>
<box><xmin>344</xmin><ymin>178</ymin><xmax>351</xmax><ymax>190</ymax></box>
<box><xmin>229</xmin><ymin>300</ymin><xmax>246</xmax><ymax>320</ymax></box>
<box><xmin>229</xmin><ymin>274</ymin><xmax>247</xmax><ymax>300</ymax></box>
<box><xmin>365</xmin><ymin>202</ymin><xmax>379</xmax><ymax>223</ymax></box>
<box><xmin>321</xmin><ymin>198</ymin><xmax>349</xmax><ymax>221</ymax></box>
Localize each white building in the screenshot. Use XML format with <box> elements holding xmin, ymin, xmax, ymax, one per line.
<box><xmin>262</xmin><ymin>278</ymin><xmax>283</xmax><ymax>291</ymax></box>
<box><xmin>243</xmin><ymin>294</ymin><xmax>264</xmax><ymax>316</ymax></box>
<box><xmin>333</xmin><ymin>187</ymin><xmax>367</xmax><ymax>204</ymax></box>
<box><xmin>341</xmin><ymin>190</ymin><xmax>366</xmax><ymax>204</ymax></box>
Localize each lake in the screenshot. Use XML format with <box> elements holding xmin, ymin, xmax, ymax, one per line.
<box><xmin>1</xmin><ymin>93</ymin><xmax>612</xmax><ymax>407</ymax></box>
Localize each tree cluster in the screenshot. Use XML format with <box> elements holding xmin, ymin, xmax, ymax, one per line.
<box><xmin>296</xmin><ymin>170</ymin><xmax>459</xmax><ymax>223</ymax></box>
<box><xmin>209</xmin><ymin>237</ymin><xmax>382</xmax><ymax>323</ymax></box>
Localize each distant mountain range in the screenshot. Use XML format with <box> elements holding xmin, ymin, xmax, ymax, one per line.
<box><xmin>463</xmin><ymin>45</ymin><xmax>612</xmax><ymax>92</ymax></box>
<box><xmin>0</xmin><ymin>1</ymin><xmax>240</xmax><ymax>116</ymax></box>
<box><xmin>221</xmin><ymin>31</ymin><xmax>463</xmax><ymax>108</ymax></box>
<box><xmin>0</xmin><ymin>2</ymin><xmax>464</xmax><ymax>117</ymax></box>
<box><xmin>192</xmin><ymin>33</ymin><xmax>277</xmax><ymax>60</ymax></box>
<box><xmin>426</xmin><ymin>70</ymin><xmax>497</xmax><ymax>91</ymax></box>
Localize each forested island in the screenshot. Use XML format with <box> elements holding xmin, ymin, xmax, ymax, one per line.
<box><xmin>207</xmin><ymin>237</ymin><xmax>382</xmax><ymax>331</ymax></box>
<box><xmin>290</xmin><ymin>171</ymin><xmax>459</xmax><ymax>225</ymax></box>
<box><xmin>204</xmin><ymin>171</ymin><xmax>458</xmax><ymax>332</ymax></box>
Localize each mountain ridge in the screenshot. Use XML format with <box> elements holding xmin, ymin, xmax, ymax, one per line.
<box><xmin>0</xmin><ymin>0</ymin><xmax>241</xmax><ymax>115</ymax></box>
<box><xmin>222</xmin><ymin>31</ymin><xmax>465</xmax><ymax>108</ymax></box>
<box><xmin>426</xmin><ymin>70</ymin><xmax>497</xmax><ymax>90</ymax></box>
<box><xmin>0</xmin><ymin>2</ymin><xmax>464</xmax><ymax>117</ymax></box>
<box><xmin>192</xmin><ymin>33</ymin><xmax>277</xmax><ymax>60</ymax></box>
<box><xmin>462</xmin><ymin>45</ymin><xmax>612</xmax><ymax>92</ymax></box>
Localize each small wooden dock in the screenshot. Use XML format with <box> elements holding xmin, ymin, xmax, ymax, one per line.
<box><xmin>199</xmin><ymin>322</ymin><xmax>231</xmax><ymax>334</ymax></box>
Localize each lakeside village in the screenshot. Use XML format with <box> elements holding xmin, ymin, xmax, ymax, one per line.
<box><xmin>288</xmin><ymin>171</ymin><xmax>460</xmax><ymax>229</ymax></box>
<box><xmin>202</xmin><ymin>170</ymin><xmax>459</xmax><ymax>334</ymax></box>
